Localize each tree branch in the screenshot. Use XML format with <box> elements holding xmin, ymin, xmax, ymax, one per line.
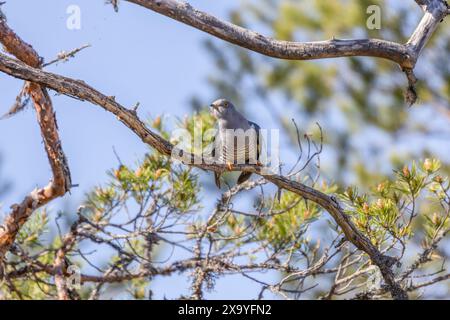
<box><xmin>125</xmin><ymin>0</ymin><xmax>413</xmax><ymax>67</ymax></box>
<box><xmin>0</xmin><ymin>53</ymin><xmax>407</xmax><ymax>299</ymax></box>
<box><xmin>123</xmin><ymin>0</ymin><xmax>448</xmax><ymax>105</ymax></box>
<box><xmin>0</xmin><ymin>20</ymin><xmax>71</xmax><ymax>263</ymax></box>
<box><xmin>403</xmin><ymin>0</ymin><xmax>449</xmax><ymax>104</ymax></box>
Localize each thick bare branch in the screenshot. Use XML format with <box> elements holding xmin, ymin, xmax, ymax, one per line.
<box><xmin>0</xmin><ymin>20</ymin><xmax>71</xmax><ymax>262</ymax></box>
<box><xmin>124</xmin><ymin>0</ymin><xmax>447</xmax><ymax>69</ymax></box>
<box><xmin>0</xmin><ymin>53</ymin><xmax>407</xmax><ymax>299</ymax></box>
<box><xmin>407</xmin><ymin>0</ymin><xmax>449</xmax><ymax>64</ymax></box>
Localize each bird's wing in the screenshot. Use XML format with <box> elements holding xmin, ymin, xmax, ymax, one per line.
<box><xmin>248</xmin><ymin>121</ymin><xmax>261</xmax><ymax>158</ymax></box>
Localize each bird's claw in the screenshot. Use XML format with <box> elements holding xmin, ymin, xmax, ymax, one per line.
<box><xmin>226</xmin><ymin>162</ymin><xmax>233</xmax><ymax>171</ymax></box>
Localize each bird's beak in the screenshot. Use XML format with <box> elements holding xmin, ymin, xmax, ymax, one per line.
<box><xmin>210</xmin><ymin>104</ymin><xmax>218</xmax><ymax>111</ymax></box>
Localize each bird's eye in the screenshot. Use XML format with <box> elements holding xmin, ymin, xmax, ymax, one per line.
<box><xmin>224</xmin><ymin>102</ymin><xmax>228</xmax><ymax>107</ymax></box>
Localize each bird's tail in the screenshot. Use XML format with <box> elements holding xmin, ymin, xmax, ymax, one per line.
<box><xmin>237</xmin><ymin>172</ymin><xmax>252</xmax><ymax>185</ymax></box>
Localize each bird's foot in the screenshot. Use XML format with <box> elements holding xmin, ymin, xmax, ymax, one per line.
<box><xmin>226</xmin><ymin>162</ymin><xmax>233</xmax><ymax>171</ymax></box>
<box><xmin>256</xmin><ymin>161</ymin><xmax>263</xmax><ymax>167</ymax></box>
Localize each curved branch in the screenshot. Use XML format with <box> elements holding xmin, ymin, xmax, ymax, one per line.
<box><xmin>0</xmin><ymin>53</ymin><xmax>407</xmax><ymax>299</ymax></box>
<box><xmin>124</xmin><ymin>0</ymin><xmax>447</xmax><ymax>70</ymax></box>
<box><xmin>0</xmin><ymin>19</ymin><xmax>71</xmax><ymax>263</ymax></box>
<box><xmin>125</xmin><ymin>0</ymin><xmax>413</xmax><ymax>68</ymax></box>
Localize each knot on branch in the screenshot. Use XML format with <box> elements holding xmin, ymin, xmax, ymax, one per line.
<box><xmin>403</xmin><ymin>68</ymin><xmax>418</xmax><ymax>106</ymax></box>
<box><xmin>179</xmin><ymin>1</ymin><xmax>194</xmax><ymax>12</ymax></box>
<box><xmin>415</xmin><ymin>0</ymin><xmax>448</xmax><ymax>13</ymax></box>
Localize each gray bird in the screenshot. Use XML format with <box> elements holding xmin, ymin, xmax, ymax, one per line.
<box><xmin>209</xmin><ymin>98</ymin><xmax>261</xmax><ymax>188</ymax></box>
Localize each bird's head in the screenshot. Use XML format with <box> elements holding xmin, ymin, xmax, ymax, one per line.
<box><xmin>209</xmin><ymin>98</ymin><xmax>235</xmax><ymax>119</ymax></box>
